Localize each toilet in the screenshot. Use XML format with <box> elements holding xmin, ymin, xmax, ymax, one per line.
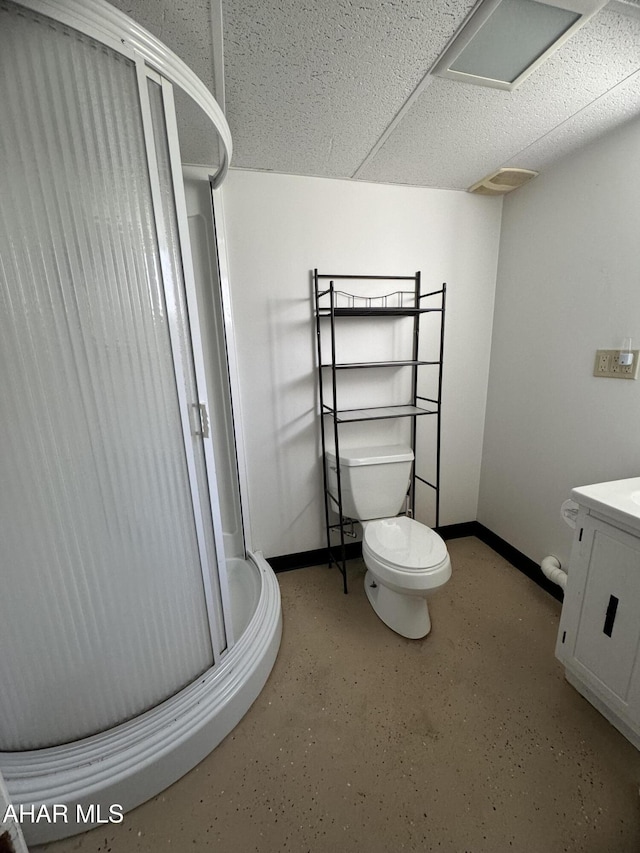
<box><xmin>326</xmin><ymin>444</ymin><xmax>451</xmax><ymax>639</ymax></box>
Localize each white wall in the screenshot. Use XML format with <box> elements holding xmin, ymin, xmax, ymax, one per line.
<box><xmin>479</xmin><ymin>115</ymin><xmax>640</xmax><ymax>569</ymax></box>
<box><xmin>222</xmin><ymin>170</ymin><xmax>502</xmax><ymax>558</ymax></box>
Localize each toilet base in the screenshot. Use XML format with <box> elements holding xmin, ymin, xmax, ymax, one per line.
<box><xmin>364</xmin><ymin>570</ymin><xmax>431</xmax><ymax>639</ymax></box>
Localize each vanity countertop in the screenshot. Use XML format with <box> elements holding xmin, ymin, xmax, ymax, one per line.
<box><xmin>572</xmin><ymin>477</ymin><xmax>640</xmax><ymax>534</ymax></box>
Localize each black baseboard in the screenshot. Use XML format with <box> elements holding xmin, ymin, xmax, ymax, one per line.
<box><xmin>436</xmin><ymin>521</ymin><xmax>478</xmax><ymax>540</ymax></box>
<box><xmin>268</xmin><ymin>521</ymin><xmax>563</xmax><ymax>602</ymax></box>
<box><xmin>267</xmin><ymin>522</ymin><xmax>476</xmax><ymax>571</ymax></box>
<box><xmin>267</xmin><ymin>542</ymin><xmax>362</xmax><ymax>573</ymax></box>
<box><xmin>473</xmin><ymin>522</ymin><xmax>563</xmax><ymax>602</ymax></box>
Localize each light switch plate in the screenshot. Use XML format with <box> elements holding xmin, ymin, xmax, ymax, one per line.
<box><xmin>594</xmin><ymin>349</ymin><xmax>640</xmax><ymax>379</ymax></box>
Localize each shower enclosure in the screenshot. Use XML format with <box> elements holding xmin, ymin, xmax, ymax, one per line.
<box><xmin>0</xmin><ymin>0</ymin><xmax>281</xmax><ymax>843</ymax></box>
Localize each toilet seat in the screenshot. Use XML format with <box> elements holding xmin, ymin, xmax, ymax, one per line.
<box><xmin>362</xmin><ymin>517</ymin><xmax>451</xmax><ymax>592</ymax></box>
<box><xmin>363</xmin><ymin>516</ymin><xmax>448</xmax><ymax>568</ymax></box>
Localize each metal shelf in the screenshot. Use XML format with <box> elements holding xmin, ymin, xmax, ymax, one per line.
<box><xmin>316</xmin><ymin>274</ymin><xmax>417</xmax><ymax>281</ymax></box>
<box><xmin>314</xmin><ymin>270</ymin><xmax>446</xmax><ymax>595</ymax></box>
<box><xmin>321</xmin><ymin>359</ymin><xmax>438</xmax><ymax>370</ymax></box>
<box><xmin>318</xmin><ymin>307</ymin><xmax>440</xmax><ymax>317</ymax></box>
<box><xmin>323</xmin><ymin>404</ymin><xmax>437</xmax><ymax>423</ymax></box>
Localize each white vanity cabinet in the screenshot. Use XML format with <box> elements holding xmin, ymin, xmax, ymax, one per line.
<box><xmin>556</xmin><ymin>478</ymin><xmax>640</xmax><ymax>750</ymax></box>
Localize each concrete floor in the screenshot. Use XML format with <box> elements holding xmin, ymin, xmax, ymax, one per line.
<box><xmin>35</xmin><ymin>537</ymin><xmax>640</xmax><ymax>852</ymax></box>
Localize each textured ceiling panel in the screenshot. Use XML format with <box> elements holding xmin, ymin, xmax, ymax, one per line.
<box><xmin>107</xmin><ymin>0</ymin><xmax>640</xmax><ymax>187</ymax></box>
<box><xmin>221</xmin><ymin>0</ymin><xmax>477</xmax><ymax>178</ymax></box>
<box><xmin>357</xmin><ymin>5</ymin><xmax>640</xmax><ymax>189</ymax></box>
<box><xmin>513</xmin><ymin>69</ymin><xmax>640</xmax><ymax>173</ymax></box>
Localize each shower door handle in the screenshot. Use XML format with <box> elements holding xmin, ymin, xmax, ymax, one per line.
<box><xmin>193</xmin><ymin>402</ymin><xmax>210</xmax><ymax>438</ymax></box>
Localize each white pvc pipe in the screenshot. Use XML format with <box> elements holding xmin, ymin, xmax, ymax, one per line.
<box><xmin>541</xmin><ymin>555</ymin><xmax>567</xmax><ymax>590</ymax></box>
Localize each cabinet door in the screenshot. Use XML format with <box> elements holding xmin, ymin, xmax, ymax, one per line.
<box><xmin>559</xmin><ymin>517</ymin><xmax>640</xmax><ymax>712</ymax></box>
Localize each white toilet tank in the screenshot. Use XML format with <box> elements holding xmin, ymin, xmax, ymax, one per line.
<box><xmin>325</xmin><ymin>444</ymin><xmax>414</xmax><ymax>521</ymax></box>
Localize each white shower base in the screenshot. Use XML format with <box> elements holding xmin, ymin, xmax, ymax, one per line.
<box><xmin>0</xmin><ymin>552</ymin><xmax>281</xmax><ymax>845</ymax></box>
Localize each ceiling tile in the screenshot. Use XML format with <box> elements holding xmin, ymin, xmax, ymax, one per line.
<box><xmin>221</xmin><ymin>0</ymin><xmax>477</xmax><ymax>178</ymax></box>
<box><xmin>357</xmin><ymin>5</ymin><xmax>640</xmax><ymax>188</ymax></box>
<box><xmin>515</xmin><ymin>69</ymin><xmax>640</xmax><ymax>173</ymax></box>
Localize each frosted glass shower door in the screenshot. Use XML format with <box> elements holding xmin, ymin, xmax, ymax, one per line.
<box><xmin>0</xmin><ymin>3</ymin><xmax>225</xmax><ymax>750</ymax></box>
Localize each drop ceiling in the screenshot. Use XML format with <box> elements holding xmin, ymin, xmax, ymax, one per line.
<box><xmin>110</xmin><ymin>0</ymin><xmax>640</xmax><ymax>190</ymax></box>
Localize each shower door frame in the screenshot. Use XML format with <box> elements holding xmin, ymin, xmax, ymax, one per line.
<box><xmin>209</xmin><ymin>183</ymin><xmax>255</xmax><ymax>557</ymax></box>
<box><xmin>136</xmin><ymin>61</ymin><xmax>234</xmax><ymax>656</ymax></box>
<box><xmin>12</xmin><ymin>0</ymin><xmax>237</xmax><ymax>656</ymax></box>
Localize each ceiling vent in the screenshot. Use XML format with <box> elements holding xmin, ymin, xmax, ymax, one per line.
<box><xmin>468</xmin><ymin>167</ymin><xmax>538</xmax><ymax>194</ymax></box>
<box><xmin>433</xmin><ymin>0</ymin><xmax>607</xmax><ymax>91</ymax></box>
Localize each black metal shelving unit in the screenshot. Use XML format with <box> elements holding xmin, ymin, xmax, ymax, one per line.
<box><xmin>314</xmin><ymin>270</ymin><xmax>446</xmax><ymax>593</ymax></box>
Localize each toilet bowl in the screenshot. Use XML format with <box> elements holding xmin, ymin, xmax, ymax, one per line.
<box><xmin>362</xmin><ymin>516</ymin><xmax>451</xmax><ymax>639</ymax></box>
<box><xmin>325</xmin><ymin>444</ymin><xmax>451</xmax><ymax>639</ymax></box>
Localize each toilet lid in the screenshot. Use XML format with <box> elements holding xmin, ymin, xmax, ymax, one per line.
<box><xmin>363</xmin><ymin>516</ymin><xmax>448</xmax><ymax>570</ymax></box>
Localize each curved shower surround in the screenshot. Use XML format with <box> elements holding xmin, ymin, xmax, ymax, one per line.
<box><xmin>0</xmin><ymin>0</ymin><xmax>281</xmax><ymax>843</ymax></box>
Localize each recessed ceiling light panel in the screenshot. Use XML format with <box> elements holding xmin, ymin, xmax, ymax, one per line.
<box><xmin>433</xmin><ymin>0</ymin><xmax>606</xmax><ymax>91</ymax></box>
